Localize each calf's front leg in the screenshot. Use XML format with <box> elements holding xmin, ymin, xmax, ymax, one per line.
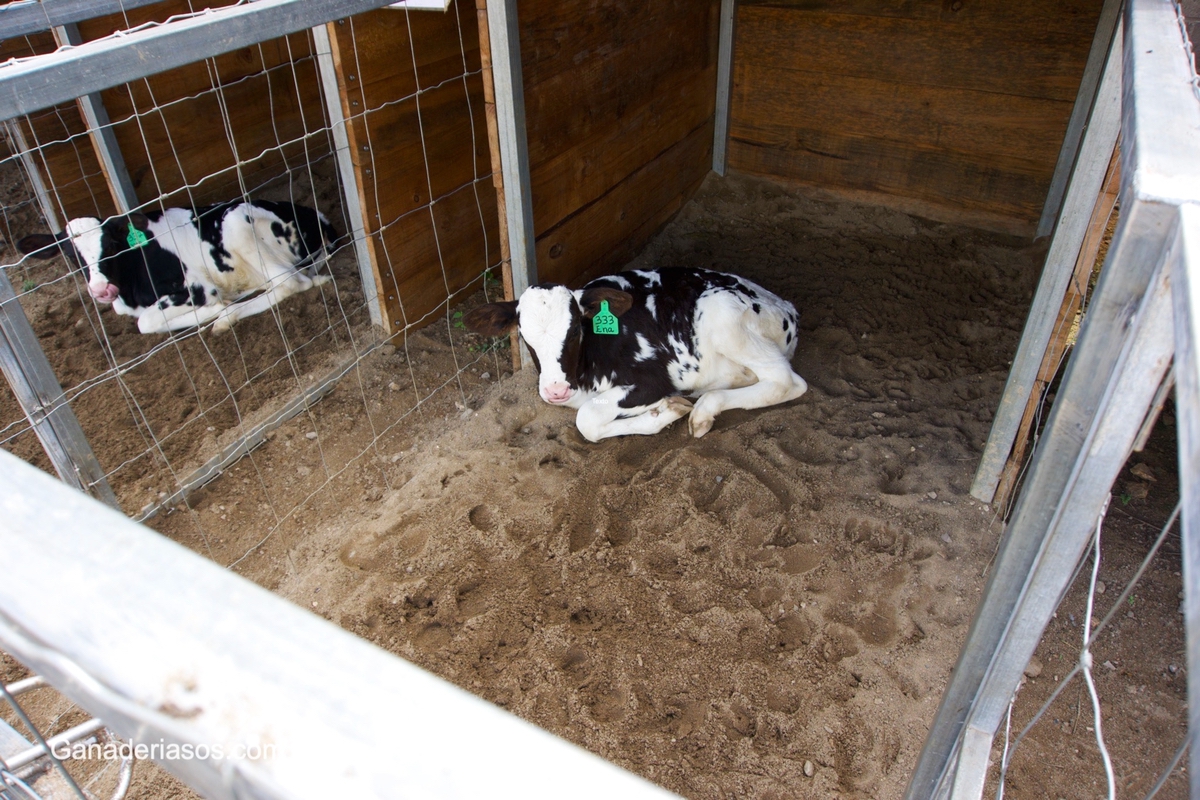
<box><xmin>573</xmin><ymin>388</ymin><xmax>693</xmax><ymax>442</ymax></box>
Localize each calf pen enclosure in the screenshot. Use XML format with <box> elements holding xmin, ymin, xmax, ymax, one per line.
<box><xmin>0</xmin><ymin>0</ymin><xmax>1198</xmax><ymax>799</ymax></box>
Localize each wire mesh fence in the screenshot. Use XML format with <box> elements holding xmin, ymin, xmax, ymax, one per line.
<box><xmin>990</xmin><ymin>476</ymin><xmax>1188</xmax><ymax>799</ymax></box>
<box><xmin>1</xmin><ymin>654</ymin><xmax>133</xmax><ymax>800</ymax></box>
<box><xmin>0</xmin><ymin>0</ymin><xmax>511</xmax><ymax>567</ymax></box>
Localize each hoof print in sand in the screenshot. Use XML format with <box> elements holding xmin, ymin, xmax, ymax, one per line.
<box><xmin>844</xmin><ymin>517</ymin><xmax>906</xmax><ymax>555</ymax></box>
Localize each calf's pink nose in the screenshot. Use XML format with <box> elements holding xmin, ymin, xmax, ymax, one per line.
<box><xmin>91</xmin><ymin>284</ymin><xmax>119</xmax><ymax>303</ymax></box>
<box><xmin>541</xmin><ymin>382</ymin><xmax>572</xmax><ymax>404</ymax></box>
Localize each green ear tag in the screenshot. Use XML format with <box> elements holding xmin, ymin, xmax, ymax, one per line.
<box><xmin>592</xmin><ymin>300</ymin><xmax>619</xmax><ymax>335</ymax></box>
<box><xmin>126</xmin><ymin>223</ymin><xmax>149</xmax><ymax>249</ymax></box>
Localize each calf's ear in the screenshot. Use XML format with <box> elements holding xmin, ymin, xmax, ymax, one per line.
<box><xmin>15</xmin><ymin>233</ymin><xmax>60</xmax><ymax>258</ymax></box>
<box><xmin>463</xmin><ymin>301</ymin><xmax>519</xmax><ymax>336</ymax></box>
<box><xmin>580</xmin><ymin>287</ymin><xmax>633</xmax><ymax>318</ymax></box>
<box><xmin>127</xmin><ymin>212</ymin><xmax>151</xmax><ymax>232</ymax></box>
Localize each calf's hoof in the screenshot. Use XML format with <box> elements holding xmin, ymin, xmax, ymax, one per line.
<box><xmin>688</xmin><ymin>412</ymin><xmax>715</xmax><ymax>438</ymax></box>
<box><xmin>652</xmin><ymin>395</ymin><xmax>693</xmax><ymax>417</ymax></box>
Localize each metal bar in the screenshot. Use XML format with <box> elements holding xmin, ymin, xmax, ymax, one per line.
<box><xmin>311</xmin><ymin>23</ymin><xmax>383</xmax><ymax>329</ymax></box>
<box><xmin>6</xmin><ymin>718</ymin><xmax>104</xmax><ymax>772</ymax></box>
<box><xmin>1036</xmin><ymin>0</ymin><xmax>1123</xmax><ymax>238</ymax></box>
<box><xmin>0</xmin><ymin>0</ymin><xmax>165</xmax><ymax>39</ymax></box>
<box><xmin>1171</xmin><ymin>202</ymin><xmax>1200</xmax><ymax>800</ymax></box>
<box><xmin>0</xmin><ymin>0</ymin><xmax>402</xmax><ymax>122</ymax></box>
<box><xmin>4</xmin><ymin>119</ymin><xmax>62</xmax><ymax>233</ymax></box>
<box><xmin>135</xmin><ymin>354</ymin><xmax>354</xmax><ymax>522</ymax></box>
<box><xmin>484</xmin><ymin>0</ymin><xmax>536</xmax><ymax>371</ymax></box>
<box><xmin>971</xmin><ymin>20</ymin><xmax>1123</xmax><ymax>504</ymax></box>
<box><xmin>909</xmin><ymin>194</ymin><xmax>1178</xmax><ymax>800</ymax></box>
<box><xmin>0</xmin><ymin>268</ymin><xmax>118</xmax><ymax>510</ymax></box>
<box><xmin>0</xmin><ymin>448</ymin><xmax>678</xmax><ymax>800</ymax></box>
<box><xmin>712</xmin><ymin>0</ymin><xmax>736</xmax><ymax>176</ymax></box>
<box><xmin>53</xmin><ymin>23</ymin><xmax>138</xmax><ymax>214</ymax></box>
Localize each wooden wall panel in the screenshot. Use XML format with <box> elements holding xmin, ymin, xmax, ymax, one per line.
<box><xmin>0</xmin><ymin>33</ymin><xmax>114</xmax><ymax>222</ymax></box>
<box><xmin>535</xmin><ymin>120</ymin><xmax>714</xmax><ymax>286</ymax></box>
<box><xmin>730</xmin><ymin>0</ymin><xmax>1105</xmax><ymax>234</ymax></box>
<box><xmin>78</xmin><ymin>2</ymin><xmax>328</xmax><ymax>208</ymax></box>
<box><xmin>330</xmin><ymin>3</ymin><xmax>499</xmax><ymax>333</ymax></box>
<box><xmin>520</xmin><ymin>0</ymin><xmax>720</xmax><ymax>287</ymax></box>
<box><xmin>1</xmin><ymin>2</ymin><xmax>331</xmax><ymax>219</ymax></box>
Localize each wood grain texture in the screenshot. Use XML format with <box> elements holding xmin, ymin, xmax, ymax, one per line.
<box><xmin>730</xmin><ymin>120</ymin><xmax>1052</xmax><ymax>222</ymax></box>
<box><xmin>736</xmin><ymin>6</ymin><xmax>1096</xmax><ymax>102</ymax></box>
<box><xmin>729</xmin><ymin>0</ymin><xmax>1104</xmax><ymax>231</ymax></box>
<box><xmin>374</xmin><ymin>180</ymin><xmax>500</xmax><ymax>332</ymax></box>
<box><xmin>75</xmin><ymin>1</ymin><xmax>330</xmax><ymax>207</ymax></box>
<box><xmin>535</xmin><ymin>120</ymin><xmax>713</xmax><ymax>287</ymax></box>
<box><xmin>519</xmin><ymin>0</ymin><xmax>720</xmax><ymax>287</ymax></box>
<box><xmin>522</xmin><ymin>0</ymin><xmax>717</xmax><ymax>170</ymax></box>
<box><xmin>331</xmin><ymin>0</ymin><xmax>499</xmax><ymax>332</ymax></box>
<box><xmin>738</xmin><ymin>0</ymin><xmax>1099</xmax><ymax>35</ymax></box>
<box><xmin>530</xmin><ymin>65</ymin><xmax>714</xmax><ymax>237</ymax></box>
<box><xmin>735</xmin><ymin>64</ymin><xmax>1071</xmax><ymax>163</ymax></box>
<box><xmin>2</xmin><ymin>33</ymin><xmax>114</xmax><ymax>221</ymax></box>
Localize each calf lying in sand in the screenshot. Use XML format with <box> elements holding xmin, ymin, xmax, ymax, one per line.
<box><xmin>465</xmin><ymin>267</ymin><xmax>808</xmax><ymax>441</ymax></box>
<box><xmin>18</xmin><ymin>200</ymin><xmax>336</xmax><ymax>334</ymax></box>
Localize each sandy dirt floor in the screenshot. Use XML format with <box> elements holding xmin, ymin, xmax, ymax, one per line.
<box><xmin>1</xmin><ymin>173</ymin><xmax>1187</xmax><ymax>798</ymax></box>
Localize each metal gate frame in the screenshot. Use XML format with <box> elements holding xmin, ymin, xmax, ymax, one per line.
<box><xmin>907</xmin><ymin>1</ymin><xmax>1200</xmax><ymax>796</ymax></box>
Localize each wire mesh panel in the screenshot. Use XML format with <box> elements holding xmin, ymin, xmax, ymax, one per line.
<box><xmin>0</xmin><ymin>1</ymin><xmax>509</xmax><ymax>561</ymax></box>
<box><xmin>1</xmin><ymin>654</ymin><xmax>133</xmax><ymax>800</ymax></box>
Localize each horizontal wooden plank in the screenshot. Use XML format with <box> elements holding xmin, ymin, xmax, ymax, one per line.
<box><xmin>535</xmin><ymin>119</ymin><xmax>713</xmax><ymax>287</ymax></box>
<box><xmin>15</xmin><ymin>106</ymin><xmax>116</xmax><ymax>221</ymax></box>
<box><xmin>348</xmin><ymin>76</ymin><xmax>491</xmax><ymax>227</ymax></box>
<box><xmin>106</xmin><ymin>58</ymin><xmax>328</xmax><ymax>205</ymax></box>
<box><xmin>522</xmin><ymin>0</ymin><xmax>717</xmax><ymax>168</ymax></box>
<box><xmin>736</xmin><ymin>6</ymin><xmax>1097</xmax><ymax>102</ymax></box>
<box><xmin>728</xmin><ymin>120</ymin><xmax>1052</xmax><ymax>221</ymax></box>
<box><xmin>737</xmin><ymin>0</ymin><xmax>1101</xmax><ymax>36</ymax></box>
<box><xmin>518</xmin><ymin>0</ymin><xmax>714</xmax><ymax>90</ymax></box>
<box><xmin>733</xmin><ymin>63</ymin><xmax>1071</xmax><ymax>167</ymax></box>
<box><xmin>529</xmin><ymin>64</ymin><xmax>714</xmax><ymax>237</ymax></box>
<box><xmin>1</xmin><ymin>33</ymin><xmax>114</xmax><ymax>221</ymax></box>
<box><xmin>330</xmin><ymin>0</ymin><xmax>481</xmax><ymax>111</ymax></box>
<box><xmin>376</xmin><ymin>178</ymin><xmax>499</xmax><ymax>329</ymax></box>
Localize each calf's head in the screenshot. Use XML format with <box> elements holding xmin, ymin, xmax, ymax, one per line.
<box><xmin>464</xmin><ymin>284</ymin><xmax>633</xmax><ymax>405</ymax></box>
<box><xmin>18</xmin><ymin>214</ymin><xmax>153</xmax><ymax>304</ymax></box>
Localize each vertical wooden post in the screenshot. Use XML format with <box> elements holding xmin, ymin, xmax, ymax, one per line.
<box><xmin>992</xmin><ymin>147</ymin><xmax>1121</xmax><ymax>512</ymax></box>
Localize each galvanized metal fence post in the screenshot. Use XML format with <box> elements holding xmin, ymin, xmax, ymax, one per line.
<box><xmin>0</xmin><ymin>268</ymin><xmax>118</xmax><ymax>509</ymax></box>
<box><xmin>53</xmin><ymin>22</ymin><xmax>140</xmax><ymax>214</ymax></box>
<box><xmin>1171</xmin><ymin>202</ymin><xmax>1200</xmax><ymax>799</ymax></box>
<box><xmin>712</xmin><ymin>0</ymin><xmax>736</xmax><ymax>177</ymax></box>
<box><xmin>484</xmin><ymin>0</ymin><xmax>536</xmax><ymax>367</ymax></box>
<box><xmin>972</xmin><ymin>15</ymin><xmax>1123</xmax><ymax>505</ymax></box>
<box><xmin>909</xmin><ymin>1</ymin><xmax>1200</xmax><ymax>796</ymax></box>
<box><xmin>311</xmin><ymin>22</ymin><xmax>384</xmax><ymax>329</ymax></box>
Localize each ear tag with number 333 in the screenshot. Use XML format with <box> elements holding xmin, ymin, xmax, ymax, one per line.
<box><xmin>592</xmin><ymin>300</ymin><xmax>619</xmax><ymax>335</ymax></box>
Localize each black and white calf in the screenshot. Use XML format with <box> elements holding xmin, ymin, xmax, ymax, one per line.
<box><xmin>464</xmin><ymin>268</ymin><xmax>808</xmax><ymax>441</ymax></box>
<box><xmin>17</xmin><ymin>200</ymin><xmax>336</xmax><ymax>334</ymax></box>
